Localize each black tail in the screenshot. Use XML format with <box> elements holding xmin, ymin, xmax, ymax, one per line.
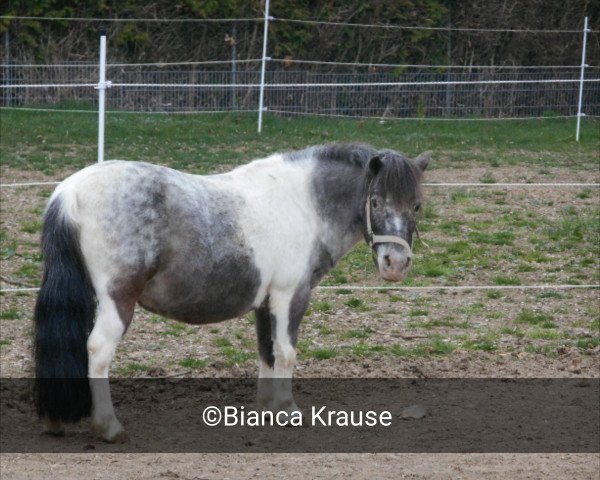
<box><xmin>34</xmin><ymin>196</ymin><xmax>96</xmax><ymax>422</ymax></box>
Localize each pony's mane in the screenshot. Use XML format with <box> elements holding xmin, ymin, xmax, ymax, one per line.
<box><xmin>314</xmin><ymin>143</ymin><xmax>378</xmax><ymax>168</ymax></box>
<box><xmin>283</xmin><ymin>143</ymin><xmax>422</xmax><ymax>203</ymax></box>
<box><xmin>374</xmin><ymin>149</ymin><xmax>422</xmax><ymax>204</ymax></box>
<box><xmin>284</xmin><ymin>142</ymin><xmax>377</xmax><ymax>168</ymax></box>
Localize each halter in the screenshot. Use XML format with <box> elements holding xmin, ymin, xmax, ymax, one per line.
<box><xmin>364</xmin><ymin>180</ymin><xmax>413</xmax><ymax>258</ymax></box>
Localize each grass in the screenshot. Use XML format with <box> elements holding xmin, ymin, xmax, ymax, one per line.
<box><xmin>515</xmin><ymin>309</ymin><xmax>553</xmax><ymax>326</ymax></box>
<box><xmin>463</xmin><ymin>335</ymin><xmax>498</xmax><ymax>351</ymax></box>
<box><xmin>0</xmin><ymin>309</ymin><xmax>21</xmax><ymax>320</ymax></box>
<box><xmin>161</xmin><ymin>322</ymin><xmax>196</xmax><ymax>337</ymax></box>
<box><xmin>493</xmin><ymin>275</ymin><xmax>521</xmax><ymax>286</ymax></box>
<box><xmin>1</xmin><ymin>110</ymin><xmax>598</xmax><ymax>174</ymax></box>
<box><xmin>344</xmin><ymin>298</ymin><xmax>370</xmax><ymax>311</ymax></box>
<box><xmin>19</xmin><ymin>220</ymin><xmax>43</xmax><ymax>234</ymax></box>
<box><xmin>178</xmin><ymin>356</ymin><xmax>208</xmax><ymax>370</ymax></box>
<box><xmin>308</xmin><ymin>347</ymin><xmax>338</xmax><ymax>360</ymax></box>
<box><xmin>391</xmin><ymin>339</ymin><xmax>455</xmax><ymax>357</ymax></box>
<box><xmin>116</xmin><ymin>362</ymin><xmax>149</xmax><ymax>375</ymax></box>
<box><xmin>312</xmin><ymin>300</ymin><xmax>334</xmax><ymax>313</ymax></box>
<box><xmin>409</xmin><ymin>317</ymin><xmax>471</xmax><ymax>329</ymax></box>
<box><xmin>213</xmin><ymin>337</ymin><xmax>233</xmax><ymax>348</ymax></box>
<box><xmin>350</xmin><ymin>343</ymin><xmax>387</xmax><ymax>357</ymax></box>
<box><xmin>528</xmin><ymin>330</ymin><xmax>562</xmax><ymax>340</ymax></box>
<box><xmin>341</xmin><ymin>327</ymin><xmax>373</xmax><ymax>339</ymax></box>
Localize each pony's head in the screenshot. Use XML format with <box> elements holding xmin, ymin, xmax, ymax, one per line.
<box><xmin>363</xmin><ymin>150</ymin><xmax>431</xmax><ymax>282</ymax></box>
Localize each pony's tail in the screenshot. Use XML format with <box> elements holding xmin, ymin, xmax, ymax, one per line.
<box><xmin>34</xmin><ymin>195</ymin><xmax>96</xmax><ymax>423</ymax></box>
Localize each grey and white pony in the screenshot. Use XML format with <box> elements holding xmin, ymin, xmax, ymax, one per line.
<box><xmin>34</xmin><ymin>143</ymin><xmax>430</xmax><ymax>442</ymax></box>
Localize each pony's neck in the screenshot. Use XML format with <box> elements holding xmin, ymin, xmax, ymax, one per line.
<box><xmin>311</xmin><ymin>161</ymin><xmax>366</xmax><ymax>264</ymax></box>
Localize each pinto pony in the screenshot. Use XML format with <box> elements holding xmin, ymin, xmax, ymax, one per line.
<box><xmin>34</xmin><ymin>143</ymin><xmax>430</xmax><ymax>441</ymax></box>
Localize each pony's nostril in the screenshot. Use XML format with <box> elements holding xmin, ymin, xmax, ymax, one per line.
<box><xmin>405</xmin><ymin>257</ymin><xmax>412</xmax><ymax>267</ymax></box>
<box><xmin>384</xmin><ymin>254</ymin><xmax>391</xmax><ymax>268</ymax></box>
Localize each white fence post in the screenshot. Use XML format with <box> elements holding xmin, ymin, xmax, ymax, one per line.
<box><xmin>257</xmin><ymin>0</ymin><xmax>271</xmax><ymax>133</ymax></box>
<box><xmin>575</xmin><ymin>16</ymin><xmax>589</xmax><ymax>142</ymax></box>
<box><xmin>96</xmin><ymin>27</ymin><xmax>109</xmax><ymax>162</ymax></box>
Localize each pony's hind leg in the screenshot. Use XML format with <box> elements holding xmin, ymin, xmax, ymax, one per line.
<box><xmin>87</xmin><ymin>288</ymin><xmax>134</xmax><ymax>443</ymax></box>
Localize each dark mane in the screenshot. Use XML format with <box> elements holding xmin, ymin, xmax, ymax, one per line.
<box><xmin>284</xmin><ymin>142</ymin><xmax>422</xmax><ymax>204</ymax></box>
<box><xmin>284</xmin><ymin>142</ymin><xmax>377</xmax><ymax>168</ymax></box>
<box><xmin>314</xmin><ymin>143</ymin><xmax>378</xmax><ymax>168</ymax></box>
<box><xmin>374</xmin><ymin>150</ymin><xmax>423</xmax><ymax>204</ymax></box>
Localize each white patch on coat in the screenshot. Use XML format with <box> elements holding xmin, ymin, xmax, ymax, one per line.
<box><xmin>210</xmin><ymin>154</ymin><xmax>320</xmax><ymax>307</ymax></box>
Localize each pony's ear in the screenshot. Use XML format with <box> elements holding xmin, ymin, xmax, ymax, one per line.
<box><xmin>414</xmin><ymin>151</ymin><xmax>432</xmax><ymax>172</ymax></box>
<box><xmin>368</xmin><ymin>155</ymin><xmax>383</xmax><ymax>176</ymax></box>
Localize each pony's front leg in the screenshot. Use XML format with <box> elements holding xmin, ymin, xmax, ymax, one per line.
<box><xmin>255</xmin><ymin>286</ymin><xmax>310</xmax><ymax>414</ymax></box>
<box><xmin>87</xmin><ymin>291</ymin><xmax>132</xmax><ymax>443</ymax></box>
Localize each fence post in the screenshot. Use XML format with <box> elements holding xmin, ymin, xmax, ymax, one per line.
<box><xmin>4</xmin><ymin>30</ymin><xmax>11</xmax><ymax>107</ymax></box>
<box><xmin>575</xmin><ymin>16</ymin><xmax>589</xmax><ymax>142</ymax></box>
<box><xmin>96</xmin><ymin>27</ymin><xmax>108</xmax><ymax>162</ymax></box>
<box><xmin>257</xmin><ymin>0</ymin><xmax>271</xmax><ymax>133</ymax></box>
<box><xmin>231</xmin><ymin>24</ymin><xmax>237</xmax><ymax>110</ymax></box>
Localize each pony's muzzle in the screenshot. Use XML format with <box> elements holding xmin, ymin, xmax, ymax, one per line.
<box><xmin>376</xmin><ymin>245</ymin><xmax>412</xmax><ymax>282</ymax></box>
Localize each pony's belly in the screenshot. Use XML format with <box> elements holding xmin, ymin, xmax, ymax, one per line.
<box><xmin>137</xmin><ymin>261</ymin><xmax>262</xmax><ymax>325</ymax></box>
<box><xmin>138</xmin><ymin>295</ymin><xmax>251</xmax><ymax>325</ymax></box>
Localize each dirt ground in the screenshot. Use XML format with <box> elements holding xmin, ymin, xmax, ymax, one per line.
<box><xmin>1</xmin><ymin>165</ymin><xmax>599</xmax><ymax>478</ymax></box>
<box><xmin>1</xmin><ymin>453</ymin><xmax>599</xmax><ymax>480</ymax></box>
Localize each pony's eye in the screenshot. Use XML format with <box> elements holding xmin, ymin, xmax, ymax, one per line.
<box><xmin>371</xmin><ymin>198</ymin><xmax>380</xmax><ymax>209</ymax></box>
<box><xmin>414</xmin><ymin>203</ymin><xmax>421</xmax><ymax>212</ymax></box>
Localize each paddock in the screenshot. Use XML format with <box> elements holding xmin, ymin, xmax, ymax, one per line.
<box><xmin>0</xmin><ymin>112</ymin><xmax>598</xmax><ymax>475</ymax></box>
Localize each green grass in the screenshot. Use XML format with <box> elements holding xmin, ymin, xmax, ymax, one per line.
<box><xmin>218</xmin><ymin>345</ymin><xmax>256</xmax><ymax>367</ymax></box>
<box><xmin>0</xmin><ymin>308</ymin><xmax>21</xmax><ymax>320</ymax></box>
<box><xmin>493</xmin><ymin>275</ymin><xmax>521</xmax><ymax>286</ymax></box>
<box><xmin>178</xmin><ymin>356</ymin><xmax>208</xmax><ymax>370</ymax></box>
<box><xmin>116</xmin><ymin>362</ymin><xmax>149</xmax><ymax>375</ymax></box>
<box><xmin>312</xmin><ymin>300</ymin><xmax>334</xmax><ymax>313</ymax></box>
<box><xmin>160</xmin><ymin>322</ymin><xmax>196</xmax><ymax>337</ymax></box>
<box><xmin>213</xmin><ymin>337</ymin><xmax>233</xmax><ymax>348</ymax></box>
<box><xmin>515</xmin><ymin>309</ymin><xmax>553</xmax><ymax>325</ymax></box>
<box><xmin>391</xmin><ymin>339</ymin><xmax>454</xmax><ymax>357</ymax></box>
<box><xmin>479</xmin><ymin>171</ymin><xmax>497</xmax><ymax>184</ymax></box>
<box><xmin>463</xmin><ymin>335</ymin><xmax>498</xmax><ymax>351</ymax></box>
<box><xmin>341</xmin><ymin>327</ymin><xmax>373</xmax><ymax>339</ymax></box>
<box><xmin>469</xmin><ymin>231</ymin><xmax>515</xmax><ymax>246</ymax></box>
<box><xmin>344</xmin><ymin>298</ymin><xmax>370</xmax><ymax>311</ymax></box>
<box><xmin>528</xmin><ymin>330</ymin><xmax>562</xmax><ymax>340</ymax></box>
<box><xmin>576</xmin><ymin>337</ymin><xmax>600</xmax><ymax>351</ymax></box>
<box><xmin>485</xmin><ymin>290</ymin><xmax>503</xmax><ymax>299</ymax></box>
<box><xmin>576</xmin><ymin>188</ymin><xmax>593</xmax><ymax>199</ymax></box>
<box><xmin>316</xmin><ymin>324</ymin><xmax>334</xmax><ymax>335</ymax></box>
<box><xmin>409</xmin><ymin>317</ymin><xmax>471</xmax><ymax>329</ymax></box>
<box><xmin>19</xmin><ymin>220</ymin><xmax>43</xmax><ymax>234</ymax></box>
<box><xmin>309</xmin><ymin>347</ymin><xmax>338</xmax><ymax>360</ymax></box>
<box><xmin>351</xmin><ymin>343</ymin><xmax>386</xmax><ymax>357</ymax></box>
<box><xmin>1</xmin><ymin>110</ymin><xmax>598</xmax><ymax>175</ymax></box>
<box><xmin>500</xmin><ymin>326</ymin><xmax>525</xmax><ymax>338</ymax></box>
<box><xmin>408</xmin><ymin>309</ymin><xmax>429</xmax><ymax>317</ymax></box>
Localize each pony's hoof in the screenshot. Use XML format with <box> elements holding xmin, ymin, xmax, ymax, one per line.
<box><xmin>43</xmin><ymin>418</ymin><xmax>65</xmax><ymax>436</ymax></box>
<box><xmin>90</xmin><ymin>420</ymin><xmax>129</xmax><ymax>443</ymax></box>
<box><xmin>106</xmin><ymin>429</ymin><xmax>130</xmax><ymax>444</ymax></box>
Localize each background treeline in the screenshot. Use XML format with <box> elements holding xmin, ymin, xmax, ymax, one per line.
<box><xmin>1</xmin><ymin>0</ymin><xmax>598</xmax><ymax>69</ymax></box>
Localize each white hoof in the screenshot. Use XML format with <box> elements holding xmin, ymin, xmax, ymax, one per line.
<box><xmin>90</xmin><ymin>417</ymin><xmax>129</xmax><ymax>443</ymax></box>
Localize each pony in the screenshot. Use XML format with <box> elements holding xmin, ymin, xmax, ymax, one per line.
<box><xmin>33</xmin><ymin>143</ymin><xmax>430</xmax><ymax>442</ymax></box>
